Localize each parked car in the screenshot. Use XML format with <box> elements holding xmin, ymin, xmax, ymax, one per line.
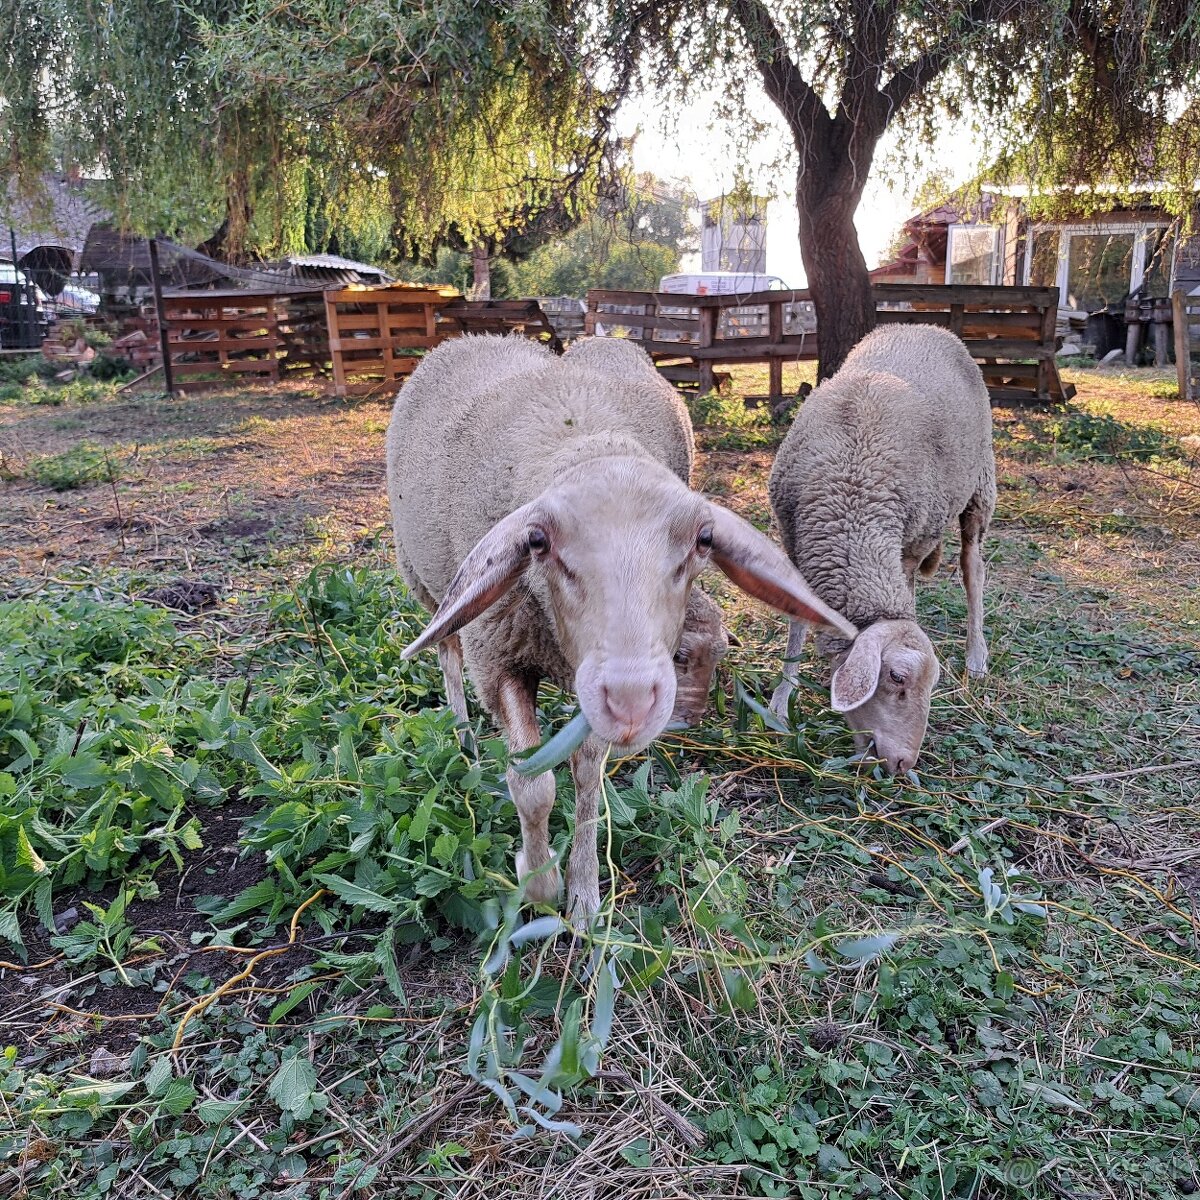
<box><xmin>0</xmin><ymin>263</ymin><xmax>49</xmax><ymax>349</ymax></box>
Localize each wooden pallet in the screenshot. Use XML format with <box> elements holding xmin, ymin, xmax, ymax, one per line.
<box><xmin>438</xmin><ymin>299</ymin><xmax>563</xmax><ymax>354</ymax></box>
<box><xmin>324</xmin><ymin>285</ymin><xmax>459</xmax><ymax>398</ymax></box>
<box><xmin>163</xmin><ymin>292</ymin><xmax>283</xmax><ymax>391</ymax></box>
<box><xmin>587</xmin><ymin>284</ymin><xmax>1074</xmax><ymax>406</ymax></box>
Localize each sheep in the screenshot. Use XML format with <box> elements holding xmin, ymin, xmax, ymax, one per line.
<box><xmin>767</xmin><ymin>323</ymin><xmax>996</xmax><ymax>775</ymax></box>
<box><xmin>388</xmin><ymin>333</ymin><xmax>855</xmax><ymax>919</ymax></box>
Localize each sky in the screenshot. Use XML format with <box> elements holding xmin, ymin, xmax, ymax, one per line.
<box><xmin>619</xmin><ymin>82</ymin><xmax>981</xmax><ymax>286</ymax></box>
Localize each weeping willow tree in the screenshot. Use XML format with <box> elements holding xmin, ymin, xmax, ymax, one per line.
<box><xmin>0</xmin><ymin>0</ymin><xmax>620</xmax><ymax>288</ymax></box>
<box><xmin>602</xmin><ymin>0</ymin><xmax>1200</xmax><ymax>375</ymax></box>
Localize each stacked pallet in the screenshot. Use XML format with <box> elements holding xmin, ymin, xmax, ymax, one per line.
<box><xmin>163</xmin><ymin>290</ymin><xmax>284</xmax><ymax>390</ymax></box>
<box><xmin>324</xmin><ymin>285</ymin><xmax>458</xmax><ymax>398</ymax></box>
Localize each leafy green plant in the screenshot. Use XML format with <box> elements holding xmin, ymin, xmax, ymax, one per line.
<box><xmin>1045</xmin><ymin>407</ymin><xmax>1182</xmax><ymax>461</ymax></box>
<box><xmin>26</xmin><ymin>442</ymin><xmax>121</xmax><ymax>489</ymax></box>
<box><xmin>49</xmin><ymin>888</ymin><xmax>162</xmax><ymax>983</ymax></box>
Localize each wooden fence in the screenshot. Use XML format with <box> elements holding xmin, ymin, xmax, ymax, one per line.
<box><xmin>1172</xmin><ymin>290</ymin><xmax>1200</xmax><ymax>401</ymax></box>
<box><xmin>163</xmin><ymin>290</ymin><xmax>291</xmax><ymax>390</ymax></box>
<box><xmin>586</xmin><ymin>283</ymin><xmax>1074</xmax><ymax>405</ymax></box>
<box><xmin>324</xmin><ymin>285</ymin><xmax>459</xmax><ymax>398</ymax></box>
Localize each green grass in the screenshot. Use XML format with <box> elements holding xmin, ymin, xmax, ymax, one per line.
<box><xmin>1</xmin><ymin>372</ymin><xmax>1198</xmax><ymax>1199</ymax></box>
<box><xmin>24</xmin><ymin>443</ymin><xmax>122</xmax><ymax>490</ymax></box>
<box><xmin>1</xmin><ymin>553</ymin><xmax>1197</xmax><ymax>1198</ymax></box>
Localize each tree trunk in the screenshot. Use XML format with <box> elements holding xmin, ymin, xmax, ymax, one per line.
<box><xmin>470</xmin><ymin>245</ymin><xmax>492</xmax><ymax>299</ymax></box>
<box><xmin>796</xmin><ymin>177</ymin><xmax>876</xmax><ymax>380</ymax></box>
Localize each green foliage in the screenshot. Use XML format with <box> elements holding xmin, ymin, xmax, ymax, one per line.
<box><xmin>1</xmin><ymin>0</ymin><xmax>617</xmax><ymax>265</ymax></box>
<box><xmin>1</xmin><ymin>533</ymin><xmax>1197</xmax><ymax>1198</ymax></box>
<box><xmin>1045</xmin><ymin>408</ymin><xmax>1183</xmax><ymax>462</ymax></box>
<box><xmin>686</xmin><ymin>389</ymin><xmax>781</xmax><ymax>450</ymax></box>
<box><xmin>509</xmin><ymin>175</ymin><xmax>697</xmax><ymax>296</ymax></box>
<box><xmin>25</xmin><ymin>442</ymin><xmax>119</xmax><ymax>489</ymax></box>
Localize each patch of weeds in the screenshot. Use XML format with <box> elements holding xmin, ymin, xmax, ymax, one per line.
<box><xmin>687</xmin><ymin>389</ymin><xmax>783</xmax><ymax>451</ymax></box>
<box><xmin>1046</xmin><ymin>407</ymin><xmax>1182</xmax><ymax>462</ymax></box>
<box><xmin>26</xmin><ymin>442</ymin><xmax>122</xmax><ymax>490</ymax></box>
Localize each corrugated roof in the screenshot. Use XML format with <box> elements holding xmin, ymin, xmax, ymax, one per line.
<box><xmin>284</xmin><ymin>253</ymin><xmax>392</xmax><ymax>277</ymax></box>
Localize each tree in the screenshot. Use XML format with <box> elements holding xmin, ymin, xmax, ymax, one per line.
<box><xmin>604</xmin><ymin>0</ymin><xmax>1200</xmax><ymax>376</ymax></box>
<box><xmin>0</xmin><ymin>0</ymin><xmax>618</xmax><ymax>290</ymax></box>
<box><xmin>509</xmin><ymin>174</ymin><xmax>697</xmax><ymax>295</ymax></box>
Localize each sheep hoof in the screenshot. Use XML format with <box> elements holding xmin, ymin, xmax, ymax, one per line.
<box><xmin>768</xmin><ymin>683</ymin><xmax>793</xmax><ymax>721</ymax></box>
<box><xmin>966</xmin><ymin>651</ymin><xmax>989</xmax><ymax>678</ymax></box>
<box><xmin>567</xmin><ymin>886</ymin><xmax>602</xmax><ymax>926</ymax></box>
<box><xmin>517</xmin><ymin>853</ymin><xmax>562</xmax><ymax>905</ymax></box>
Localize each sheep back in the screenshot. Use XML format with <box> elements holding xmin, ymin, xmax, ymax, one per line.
<box><xmin>769</xmin><ymin>324</ymin><xmax>995</xmax><ymax>626</ymax></box>
<box><xmin>387</xmin><ymin>333</ymin><xmax>695</xmax><ymax>610</ymax></box>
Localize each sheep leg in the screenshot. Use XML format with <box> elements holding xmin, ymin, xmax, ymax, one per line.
<box><xmin>769</xmin><ymin>620</ymin><xmax>810</xmax><ymax>719</ymax></box>
<box><xmin>496</xmin><ymin>676</ymin><xmax>561</xmax><ymax>904</ymax></box>
<box><xmin>960</xmin><ymin>506</ymin><xmax>989</xmax><ymax>677</ymax></box>
<box><xmin>566</xmin><ymin>733</ymin><xmax>610</xmax><ymax>922</ymax></box>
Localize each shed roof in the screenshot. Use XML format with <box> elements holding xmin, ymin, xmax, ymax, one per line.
<box><xmin>2</xmin><ymin>174</ymin><xmax>109</xmax><ymax>261</ymax></box>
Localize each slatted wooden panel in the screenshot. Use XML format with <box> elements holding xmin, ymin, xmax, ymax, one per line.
<box><xmin>1173</xmin><ymin>290</ymin><xmax>1200</xmax><ymax>401</ymax></box>
<box><xmin>587</xmin><ymin>284</ymin><xmax>1074</xmax><ymax>405</ymax></box>
<box><xmin>439</xmin><ymin>299</ymin><xmax>563</xmax><ymax>353</ymax></box>
<box><xmin>325</xmin><ymin>285</ymin><xmax>459</xmax><ymax>398</ymax></box>
<box><xmin>277</xmin><ymin>293</ymin><xmax>331</xmax><ymax>376</ymax></box>
<box><xmin>163</xmin><ymin>292</ymin><xmax>282</xmax><ymax>391</ymax></box>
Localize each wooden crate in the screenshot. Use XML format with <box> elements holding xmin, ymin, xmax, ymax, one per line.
<box><xmin>325</xmin><ymin>285</ymin><xmax>458</xmax><ymax>398</ymax></box>
<box><xmin>1173</xmin><ymin>290</ymin><xmax>1200</xmax><ymax>401</ymax></box>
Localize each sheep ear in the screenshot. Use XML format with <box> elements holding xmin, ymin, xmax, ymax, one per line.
<box><xmin>830</xmin><ymin>633</ymin><xmax>883</xmax><ymax>713</ymax></box>
<box><xmin>706</xmin><ymin>504</ymin><xmax>857</xmax><ymax>640</ymax></box>
<box><xmin>402</xmin><ymin>505</ymin><xmax>537</xmax><ymax>659</ymax></box>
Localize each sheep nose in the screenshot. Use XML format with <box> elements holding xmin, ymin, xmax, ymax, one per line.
<box><xmin>602</xmin><ymin>681</ymin><xmax>657</xmax><ymax>738</ymax></box>
<box><xmin>888</xmin><ymin>753</ymin><xmax>911</xmax><ymax>775</ymax></box>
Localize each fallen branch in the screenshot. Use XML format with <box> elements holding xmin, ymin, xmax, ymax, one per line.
<box><xmin>171</xmin><ymin>888</ymin><xmax>327</xmax><ymax>1054</ymax></box>
<box><xmin>1066</xmin><ymin>759</ymin><xmax>1200</xmax><ymax>785</ymax></box>
<box><xmin>115</xmin><ymin>362</ymin><xmax>164</xmax><ymax>394</ymax></box>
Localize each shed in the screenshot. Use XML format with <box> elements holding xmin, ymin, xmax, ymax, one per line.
<box><xmin>2</xmin><ymin>173</ymin><xmax>108</xmax><ymax>296</ymax></box>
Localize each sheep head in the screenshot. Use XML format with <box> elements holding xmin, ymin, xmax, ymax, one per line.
<box><xmin>403</xmin><ymin>457</ymin><xmax>854</xmax><ymax>754</ymax></box>
<box><xmin>828</xmin><ymin>619</ymin><xmax>940</xmax><ymax>774</ymax></box>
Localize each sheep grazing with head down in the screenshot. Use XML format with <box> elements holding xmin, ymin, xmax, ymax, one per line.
<box><xmin>768</xmin><ymin>323</ymin><xmax>996</xmax><ymax>774</ymax></box>
<box><xmin>388</xmin><ymin>334</ymin><xmax>855</xmax><ymax>919</ymax></box>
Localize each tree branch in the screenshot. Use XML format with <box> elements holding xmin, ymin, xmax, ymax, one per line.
<box><xmin>725</xmin><ymin>0</ymin><xmax>832</xmax><ymax>149</ymax></box>
<box><xmin>880</xmin><ymin>0</ymin><xmax>1021</xmax><ymax>121</ymax></box>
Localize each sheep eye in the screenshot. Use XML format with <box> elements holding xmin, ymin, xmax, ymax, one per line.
<box><xmin>527</xmin><ymin>527</ymin><xmax>550</xmax><ymax>556</ymax></box>
<box><xmin>888</xmin><ymin>669</ymin><xmax>906</xmax><ymax>685</ymax></box>
<box><xmin>696</xmin><ymin>525</ymin><xmax>714</xmax><ymax>552</ymax></box>
<box><xmin>673</xmin><ymin>649</ymin><xmax>690</xmax><ymax>667</ymax></box>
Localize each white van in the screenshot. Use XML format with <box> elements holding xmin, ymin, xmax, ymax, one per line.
<box><xmin>658</xmin><ymin>271</ymin><xmax>790</xmax><ymax>296</ymax></box>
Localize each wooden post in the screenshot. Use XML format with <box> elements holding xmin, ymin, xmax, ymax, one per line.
<box><xmin>147</xmin><ymin>238</ymin><xmax>175</xmax><ymax>395</ymax></box>
<box><xmin>324</xmin><ymin>290</ymin><xmax>347</xmax><ymax>398</ymax></box>
<box><xmin>1038</xmin><ymin>300</ymin><xmax>1057</xmax><ymax>401</ymax></box>
<box><xmin>1173</xmin><ymin>291</ymin><xmax>1189</xmax><ymax>400</ymax></box>
<box><xmin>697</xmin><ymin>303</ymin><xmax>717</xmax><ymax>395</ymax></box>
<box><xmin>768</xmin><ymin>296</ymin><xmax>784</xmax><ymax>399</ymax></box>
